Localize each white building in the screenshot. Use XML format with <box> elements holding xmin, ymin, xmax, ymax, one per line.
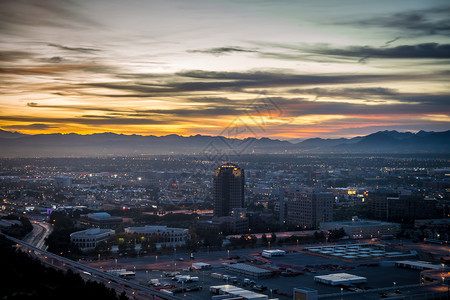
<box><xmin>314</xmin><ymin>273</ymin><xmax>367</xmax><ymax>286</ymax></box>
<box><xmin>124</xmin><ymin>225</ymin><xmax>189</xmax><ymax>248</ymax></box>
<box><xmin>261</xmin><ymin>249</ymin><xmax>286</xmax><ymax>258</ymax></box>
<box><xmin>70</xmin><ymin>228</ymin><xmax>115</xmax><ymax>250</ymax></box>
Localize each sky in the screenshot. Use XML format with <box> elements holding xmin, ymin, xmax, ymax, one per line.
<box><xmin>0</xmin><ymin>0</ymin><xmax>449</xmax><ymax>140</ymax></box>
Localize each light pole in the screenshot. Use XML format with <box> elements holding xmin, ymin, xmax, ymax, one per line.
<box><xmin>155</xmin><ymin>255</ymin><xmax>158</xmax><ymax>265</ymax></box>
<box><xmin>146</xmin><ymin>270</ymin><xmax>149</xmax><ymax>282</ymax></box>
<box><xmin>227</xmin><ymin>249</ymin><xmax>230</xmax><ymax>258</ymax></box>
<box><xmin>98</xmin><ymin>253</ymin><xmax>100</xmax><ymax>261</ymax></box>
<box><xmin>268</xmin><ymin>241</ymin><xmax>271</xmax><ymax>249</ymax></box>
<box><xmin>297</xmin><ymin>239</ymin><xmax>299</xmax><ymax>248</ymax></box>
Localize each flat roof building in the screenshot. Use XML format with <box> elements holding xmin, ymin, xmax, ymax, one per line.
<box><xmin>320</xmin><ymin>217</ymin><xmax>401</xmax><ymax>239</ymax></box>
<box><xmin>396</xmin><ymin>260</ymin><xmax>446</xmax><ymax>271</ymax></box>
<box><xmin>124</xmin><ymin>225</ymin><xmax>189</xmax><ymax>248</ymax></box>
<box><xmin>286</xmin><ymin>189</ymin><xmax>333</xmax><ymax>229</ymax></box>
<box><xmin>314</xmin><ymin>273</ymin><xmax>367</xmax><ymax>286</ymax></box>
<box><xmin>80</xmin><ymin>212</ymin><xmax>122</xmax><ymax>228</ymax></box>
<box><xmin>70</xmin><ymin>228</ymin><xmax>115</xmax><ymax>250</ymax></box>
<box><xmin>223</xmin><ymin>263</ymin><xmax>273</xmax><ymax>279</ymax></box>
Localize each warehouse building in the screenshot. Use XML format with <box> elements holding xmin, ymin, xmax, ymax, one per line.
<box><xmin>314</xmin><ymin>273</ymin><xmax>367</xmax><ymax>286</ymax></box>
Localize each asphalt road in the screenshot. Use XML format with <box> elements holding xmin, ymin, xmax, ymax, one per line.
<box><xmin>22</xmin><ymin>221</ymin><xmax>52</xmax><ymax>250</ymax></box>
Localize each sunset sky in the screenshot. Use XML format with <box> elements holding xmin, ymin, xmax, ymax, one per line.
<box><xmin>0</xmin><ymin>0</ymin><xmax>449</xmax><ymax>140</ymax></box>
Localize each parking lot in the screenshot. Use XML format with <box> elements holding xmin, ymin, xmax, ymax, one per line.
<box><xmin>110</xmin><ymin>249</ymin><xmax>433</xmax><ymax>299</ymax></box>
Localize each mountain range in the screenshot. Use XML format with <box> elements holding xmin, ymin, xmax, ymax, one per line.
<box><xmin>0</xmin><ymin>129</ymin><xmax>449</xmax><ymax>157</ymax></box>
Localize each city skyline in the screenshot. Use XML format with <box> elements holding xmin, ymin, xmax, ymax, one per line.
<box><xmin>0</xmin><ymin>0</ymin><xmax>449</xmax><ymax>140</ymax></box>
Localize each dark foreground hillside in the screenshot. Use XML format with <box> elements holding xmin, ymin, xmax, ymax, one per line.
<box><xmin>0</xmin><ymin>235</ymin><xmax>127</xmax><ymax>300</ymax></box>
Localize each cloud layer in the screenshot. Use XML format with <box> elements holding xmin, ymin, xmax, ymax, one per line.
<box><xmin>0</xmin><ymin>0</ymin><xmax>448</xmax><ymax>139</ymax></box>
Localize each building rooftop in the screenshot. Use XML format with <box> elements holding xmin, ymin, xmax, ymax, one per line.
<box><xmin>70</xmin><ymin>228</ymin><xmax>114</xmax><ymax>237</ymax></box>
<box><xmin>322</xmin><ymin>219</ymin><xmax>399</xmax><ymax>227</ymax></box>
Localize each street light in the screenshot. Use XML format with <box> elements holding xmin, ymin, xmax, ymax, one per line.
<box><xmin>297</xmin><ymin>239</ymin><xmax>299</xmax><ymax>248</ymax></box>
<box><xmin>155</xmin><ymin>255</ymin><xmax>158</xmax><ymax>264</ymax></box>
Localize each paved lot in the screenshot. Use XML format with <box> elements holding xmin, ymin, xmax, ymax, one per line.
<box><xmin>85</xmin><ymin>244</ymin><xmax>448</xmax><ymax>299</ymax></box>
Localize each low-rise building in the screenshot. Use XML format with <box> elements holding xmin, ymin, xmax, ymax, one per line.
<box><xmin>320</xmin><ymin>217</ymin><xmax>401</xmax><ymax>239</ymax></box>
<box><xmin>124</xmin><ymin>225</ymin><xmax>189</xmax><ymax>248</ymax></box>
<box><xmin>70</xmin><ymin>228</ymin><xmax>115</xmax><ymax>250</ymax></box>
<box><xmin>79</xmin><ymin>212</ymin><xmax>122</xmax><ymax>228</ymax></box>
<box><xmin>197</xmin><ymin>215</ymin><xmax>249</xmax><ymax>235</ymax></box>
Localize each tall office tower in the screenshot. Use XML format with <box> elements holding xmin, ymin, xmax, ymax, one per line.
<box><xmin>213</xmin><ymin>163</ymin><xmax>245</xmax><ymax>217</ymax></box>
<box><xmin>286</xmin><ymin>189</ymin><xmax>333</xmax><ymax>229</ymax></box>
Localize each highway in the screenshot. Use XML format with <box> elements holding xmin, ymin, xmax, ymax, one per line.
<box><xmin>23</xmin><ymin>221</ymin><xmax>52</xmax><ymax>250</ymax></box>
<box><xmin>3</xmin><ymin>233</ymin><xmax>181</xmax><ymax>300</ymax></box>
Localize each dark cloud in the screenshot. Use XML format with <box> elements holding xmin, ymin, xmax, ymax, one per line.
<box><xmin>135</xmin><ymin>107</ymin><xmax>243</xmax><ymax>117</ymax></box>
<box><xmin>2</xmin><ymin>123</ymin><xmax>57</xmax><ymax>130</ymax></box>
<box><xmin>314</xmin><ymin>43</ymin><xmax>450</xmax><ymax>61</ymax></box>
<box><xmin>0</xmin><ymin>0</ymin><xmax>98</xmax><ymax>35</ymax></box>
<box><xmin>188</xmin><ymin>46</ymin><xmax>256</xmax><ymax>55</ymax></box>
<box><xmin>383</xmin><ymin>37</ymin><xmax>401</xmax><ymax>47</ymax></box>
<box><xmin>0</xmin><ymin>50</ymin><xmax>35</xmax><ymax>62</ymax></box>
<box><xmin>0</xmin><ymin>115</ymin><xmax>175</xmax><ymax>126</ymax></box>
<box><xmin>47</xmin><ymin>56</ymin><xmax>64</xmax><ymax>63</ymax></box>
<box><xmin>348</xmin><ymin>6</ymin><xmax>450</xmax><ymax>36</ymax></box>
<box><xmin>252</xmin><ymin>41</ymin><xmax>450</xmax><ymax>63</ymax></box>
<box><xmin>26</xmin><ymin>101</ymin><xmax>244</xmax><ymax>118</ymax></box>
<box><xmin>26</xmin><ymin>102</ymin><xmax>121</xmax><ymax>112</ymax></box>
<box><xmin>48</xmin><ymin>43</ymin><xmax>100</xmax><ymax>54</ymax></box>
<box><xmin>288</xmin><ymin>87</ymin><xmax>450</xmax><ymax>106</ymax></box>
<box><xmin>79</xmin><ymin>70</ymin><xmax>431</xmax><ymax>98</ymax></box>
<box><xmin>289</xmin><ymin>87</ymin><xmax>398</xmax><ymax>99</ymax></box>
<box><xmin>0</xmin><ymin>62</ymin><xmax>115</xmax><ymax>76</ymax></box>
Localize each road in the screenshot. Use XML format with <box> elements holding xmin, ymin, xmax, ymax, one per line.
<box><xmin>22</xmin><ymin>221</ymin><xmax>52</xmax><ymax>250</ymax></box>
<box><xmin>3</xmin><ymin>233</ymin><xmax>179</xmax><ymax>300</ymax></box>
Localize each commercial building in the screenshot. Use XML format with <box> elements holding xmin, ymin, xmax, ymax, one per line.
<box><xmin>293</xmin><ymin>287</ymin><xmax>318</xmax><ymax>300</ymax></box>
<box><xmin>124</xmin><ymin>225</ymin><xmax>189</xmax><ymax>247</ymax></box>
<box><xmin>286</xmin><ymin>189</ymin><xmax>333</xmax><ymax>229</ymax></box>
<box><xmin>213</xmin><ymin>163</ymin><xmax>245</xmax><ymax>217</ymax></box>
<box><xmin>79</xmin><ymin>212</ymin><xmax>122</xmax><ymax>228</ymax></box>
<box><xmin>196</xmin><ymin>215</ymin><xmax>249</xmax><ymax>235</ymax></box>
<box><xmin>210</xmin><ymin>285</ymin><xmax>268</xmax><ymax>299</ymax></box>
<box><xmin>192</xmin><ymin>262</ymin><xmax>211</xmax><ymax>270</ymax></box>
<box><xmin>320</xmin><ymin>217</ymin><xmax>401</xmax><ymax>239</ymax></box>
<box><xmin>70</xmin><ymin>228</ymin><xmax>115</xmax><ymax>250</ymax></box>
<box><xmin>367</xmin><ymin>190</ymin><xmax>439</xmax><ymax>221</ymax></box>
<box><xmin>415</xmin><ymin>218</ymin><xmax>450</xmax><ymax>229</ymax></box>
<box><xmin>261</xmin><ymin>249</ymin><xmax>285</xmax><ymax>258</ymax></box>
<box><xmin>314</xmin><ymin>273</ymin><xmax>367</xmax><ymax>286</ymax></box>
<box><xmin>223</xmin><ymin>263</ymin><xmax>273</xmax><ymax>279</ymax></box>
<box><xmin>396</xmin><ymin>260</ymin><xmax>446</xmax><ymax>271</ymax></box>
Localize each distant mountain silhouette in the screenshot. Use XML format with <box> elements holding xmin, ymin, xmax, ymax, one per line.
<box><xmin>0</xmin><ymin>129</ymin><xmax>448</xmax><ymax>157</ymax></box>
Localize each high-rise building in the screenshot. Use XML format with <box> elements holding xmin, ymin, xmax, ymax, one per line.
<box><xmin>286</xmin><ymin>189</ymin><xmax>333</xmax><ymax>229</ymax></box>
<box><xmin>213</xmin><ymin>163</ymin><xmax>245</xmax><ymax>217</ymax></box>
<box><xmin>368</xmin><ymin>190</ymin><xmax>439</xmax><ymax>221</ymax></box>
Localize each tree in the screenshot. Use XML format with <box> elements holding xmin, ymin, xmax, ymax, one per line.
<box><xmin>261</xmin><ymin>234</ymin><xmax>268</xmax><ymax>245</ymax></box>
<box><xmin>271</xmin><ymin>232</ymin><xmax>277</xmax><ymax>244</ymax></box>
